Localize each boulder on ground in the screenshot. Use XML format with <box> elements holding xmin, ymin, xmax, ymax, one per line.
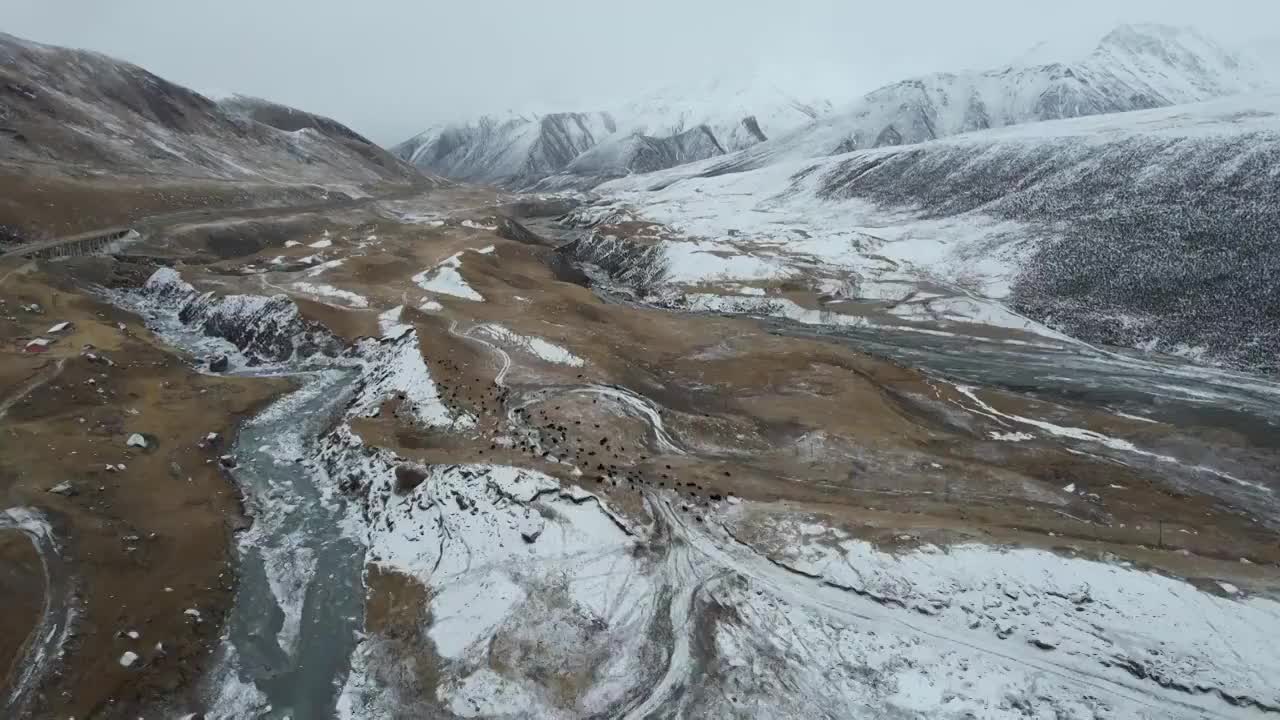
<box><xmin>393</xmin><ymin>465</ymin><xmax>428</xmax><ymax>495</ymax></box>
<box><xmin>518</xmin><ymin>509</ymin><xmax>546</xmax><ymax>543</ymax></box>
<box><xmin>48</xmin><ymin>481</ymin><xmax>77</xmax><ymax>496</ymax></box>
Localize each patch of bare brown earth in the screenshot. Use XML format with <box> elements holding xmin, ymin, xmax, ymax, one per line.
<box><xmin>0</xmin><ymin>258</ymin><xmax>287</xmax><ymax>717</ymax></box>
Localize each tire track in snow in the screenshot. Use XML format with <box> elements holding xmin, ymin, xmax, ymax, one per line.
<box><xmin>632</xmin><ymin>496</ymin><xmax>1254</xmax><ymax>719</ymax></box>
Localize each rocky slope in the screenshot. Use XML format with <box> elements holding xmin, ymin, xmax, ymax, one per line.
<box><xmin>392</xmin><ymin>112</ymin><xmax>617</xmax><ymax>186</ymax></box>
<box><xmin>0</xmin><ymin>32</ymin><xmax>422</xmax><ymax>188</ymax></box>
<box><xmin>216</xmin><ymin>94</ymin><xmax>413</xmax><ymax>179</ymax></box>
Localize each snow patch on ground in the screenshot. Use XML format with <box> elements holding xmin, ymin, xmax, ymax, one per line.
<box><xmin>666</xmin><ymin>292</ymin><xmax>1059</xmax><ymax>346</ymax></box>
<box><xmin>412</xmin><ymin>252</ymin><xmax>485</xmax><ymax>302</ymax></box>
<box><xmin>349</xmin><ymin>333</ymin><xmax>474</xmax><ymax>429</ymax></box>
<box><xmin>346</xmin><ymin>461</ymin><xmax>657</xmax><ymax>718</ymax></box>
<box><xmin>305</xmin><ymin>258</ymin><xmax>344</xmax><ymax>278</ymax></box>
<box><xmin>954</xmin><ymin>384</ymin><xmax>1269</xmax><ymax>493</ymax></box>
<box><xmin>475</xmin><ymin>324</ymin><xmax>585</xmax><ymax>367</ymax></box>
<box><xmin>577</xmin><ymin>149</ymin><xmax>1040</xmax><ymax>327</ymax></box>
<box><xmin>376</xmin><ymin>306</ymin><xmax>412</xmax><ymax>339</ymax></box>
<box><xmin>290</xmin><ymin>282</ymin><xmax>369</xmax><ymax>308</ymax></box>
<box><xmin>662</xmin><ymin>239</ymin><xmax>794</xmax><ymax>284</ymax></box>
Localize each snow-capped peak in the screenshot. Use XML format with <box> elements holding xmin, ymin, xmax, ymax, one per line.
<box><xmin>680</xmin><ymin>22</ymin><xmax>1274</xmax><ymax>177</ymax></box>
<box><xmin>1089</xmin><ymin>23</ymin><xmax>1264</xmax><ymax>100</ymax></box>
<box><xmin>608</xmin><ymin>63</ymin><xmax>840</xmax><ymax>151</ymax></box>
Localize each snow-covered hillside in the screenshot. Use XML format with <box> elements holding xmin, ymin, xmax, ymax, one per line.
<box><xmin>0</xmin><ymin>33</ymin><xmax>422</xmax><ymax>187</ymax></box>
<box><xmin>570</xmin><ymin>91</ymin><xmax>1280</xmax><ymax>374</ymax></box>
<box><xmin>699</xmin><ymin>23</ymin><xmax>1272</xmax><ymax>176</ymax></box>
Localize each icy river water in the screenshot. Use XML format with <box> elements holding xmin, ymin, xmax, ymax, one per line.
<box><xmin>212</xmin><ymin>368</ymin><xmax>365</xmax><ymax>719</ymax></box>
<box><xmin>117</xmin><ymin>285</ymin><xmax>370</xmax><ymax>717</ymax></box>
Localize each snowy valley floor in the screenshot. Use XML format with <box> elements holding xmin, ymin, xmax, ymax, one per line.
<box><xmin>3</xmin><ymin>185</ymin><xmax>1280</xmax><ymax>718</ymax></box>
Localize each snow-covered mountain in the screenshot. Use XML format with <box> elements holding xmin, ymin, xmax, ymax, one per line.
<box><xmin>394</xmin><ymin>24</ymin><xmax>1267</xmax><ymax>190</ymax></box>
<box><xmin>1246</xmin><ymin>34</ymin><xmax>1280</xmax><ymax>75</ymax></box>
<box><xmin>0</xmin><ymin>33</ymin><xmax>422</xmax><ymax>187</ymax></box>
<box><xmin>391</xmin><ymin>111</ymin><xmax>616</xmax><ymax>186</ymax></box>
<box><xmin>572</xmin><ymin>90</ymin><xmax>1280</xmax><ymax>373</ymax></box>
<box><xmin>700</xmin><ymin>23</ymin><xmax>1272</xmax><ymax>176</ymax></box>
<box><xmin>391</xmin><ymin>70</ymin><xmax>838</xmax><ymax>188</ymax></box>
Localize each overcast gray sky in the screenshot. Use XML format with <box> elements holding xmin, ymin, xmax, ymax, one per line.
<box><xmin>3</xmin><ymin>0</ymin><xmax>1275</xmax><ymax>144</ymax></box>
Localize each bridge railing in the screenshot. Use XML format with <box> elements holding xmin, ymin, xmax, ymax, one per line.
<box><xmin>3</xmin><ymin>228</ymin><xmax>136</xmax><ymax>260</ymax></box>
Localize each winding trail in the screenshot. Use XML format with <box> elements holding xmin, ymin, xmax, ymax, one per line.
<box><xmin>565</xmin><ymin>385</ymin><xmax>685</xmax><ymax>455</ymax></box>
<box><xmin>0</xmin><ymin>508</ymin><xmax>74</xmax><ymax>720</ymax></box>
<box><xmin>0</xmin><ymin>359</ymin><xmax>65</xmax><ymax>422</ymax></box>
<box><xmin>0</xmin><ymin>259</ymin><xmax>33</xmax><ymax>286</ymax></box>
<box><xmin>448</xmin><ymin>319</ymin><xmax>512</xmax><ymax>387</ymax></box>
<box><xmin>448</xmin><ymin>318</ymin><xmax>685</xmax><ymax>456</ymax></box>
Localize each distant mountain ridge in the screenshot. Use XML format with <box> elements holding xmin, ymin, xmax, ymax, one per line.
<box><xmin>390</xmin><ymin>70</ymin><xmax>838</xmax><ymax>188</ymax></box>
<box><xmin>393</xmin><ymin>111</ymin><xmax>616</xmax><ymax>186</ymax></box>
<box><xmin>392</xmin><ymin>24</ymin><xmax>1268</xmax><ymax>190</ymax></box>
<box><xmin>607</xmin><ymin>72</ymin><xmax>835</xmax><ymax>152</ymax></box>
